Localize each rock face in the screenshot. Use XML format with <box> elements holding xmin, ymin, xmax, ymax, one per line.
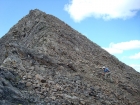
<box><xmin>0</xmin><ymin>9</ymin><xmax>140</xmax><ymax>105</ymax></box>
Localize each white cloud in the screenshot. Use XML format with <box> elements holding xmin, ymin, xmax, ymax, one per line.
<box><xmin>129</xmin><ymin>52</ymin><xmax>140</xmax><ymax>59</ymax></box>
<box><xmin>103</xmin><ymin>47</ymin><xmax>123</xmax><ymax>54</ymax></box>
<box><xmin>129</xmin><ymin>64</ymin><xmax>140</xmax><ymax>72</ymax></box>
<box><xmin>103</xmin><ymin>40</ymin><xmax>140</xmax><ymax>54</ymax></box>
<box><xmin>64</xmin><ymin>0</ymin><xmax>140</xmax><ymax>22</ymax></box>
<box><xmin>109</xmin><ymin>40</ymin><xmax>140</xmax><ymax>50</ymax></box>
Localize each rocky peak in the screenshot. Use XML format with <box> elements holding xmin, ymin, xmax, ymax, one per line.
<box><xmin>0</xmin><ymin>9</ymin><xmax>140</xmax><ymax>105</ymax></box>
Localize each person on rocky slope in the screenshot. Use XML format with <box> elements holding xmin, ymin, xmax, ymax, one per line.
<box><xmin>102</xmin><ymin>66</ymin><xmax>112</xmax><ymax>82</ymax></box>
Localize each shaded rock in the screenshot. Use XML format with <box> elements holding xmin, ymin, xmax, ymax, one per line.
<box><xmin>35</xmin><ymin>74</ymin><xmax>46</xmax><ymax>83</ymax></box>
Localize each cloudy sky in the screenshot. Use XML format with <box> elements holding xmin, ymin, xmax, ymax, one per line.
<box><xmin>0</xmin><ymin>0</ymin><xmax>140</xmax><ymax>72</ymax></box>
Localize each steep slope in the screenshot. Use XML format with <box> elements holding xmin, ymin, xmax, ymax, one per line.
<box><xmin>0</xmin><ymin>9</ymin><xmax>140</xmax><ymax>105</ymax></box>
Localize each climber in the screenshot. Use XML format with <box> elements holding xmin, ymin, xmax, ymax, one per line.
<box><xmin>102</xmin><ymin>66</ymin><xmax>112</xmax><ymax>82</ymax></box>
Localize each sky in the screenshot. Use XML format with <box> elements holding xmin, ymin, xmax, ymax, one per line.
<box><xmin>0</xmin><ymin>0</ymin><xmax>140</xmax><ymax>72</ymax></box>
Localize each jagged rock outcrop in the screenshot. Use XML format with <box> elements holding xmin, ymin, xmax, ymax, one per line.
<box><xmin>0</xmin><ymin>9</ymin><xmax>140</xmax><ymax>105</ymax></box>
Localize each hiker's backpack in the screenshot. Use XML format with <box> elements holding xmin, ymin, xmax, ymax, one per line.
<box><xmin>104</xmin><ymin>68</ymin><xmax>110</xmax><ymax>72</ymax></box>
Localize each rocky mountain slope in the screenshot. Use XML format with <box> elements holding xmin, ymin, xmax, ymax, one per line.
<box><xmin>0</xmin><ymin>9</ymin><xmax>140</xmax><ymax>105</ymax></box>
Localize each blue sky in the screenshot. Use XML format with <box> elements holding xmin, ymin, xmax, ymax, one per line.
<box><xmin>0</xmin><ymin>0</ymin><xmax>140</xmax><ymax>72</ymax></box>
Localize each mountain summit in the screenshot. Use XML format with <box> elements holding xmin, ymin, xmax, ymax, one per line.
<box><xmin>0</xmin><ymin>9</ymin><xmax>140</xmax><ymax>105</ymax></box>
